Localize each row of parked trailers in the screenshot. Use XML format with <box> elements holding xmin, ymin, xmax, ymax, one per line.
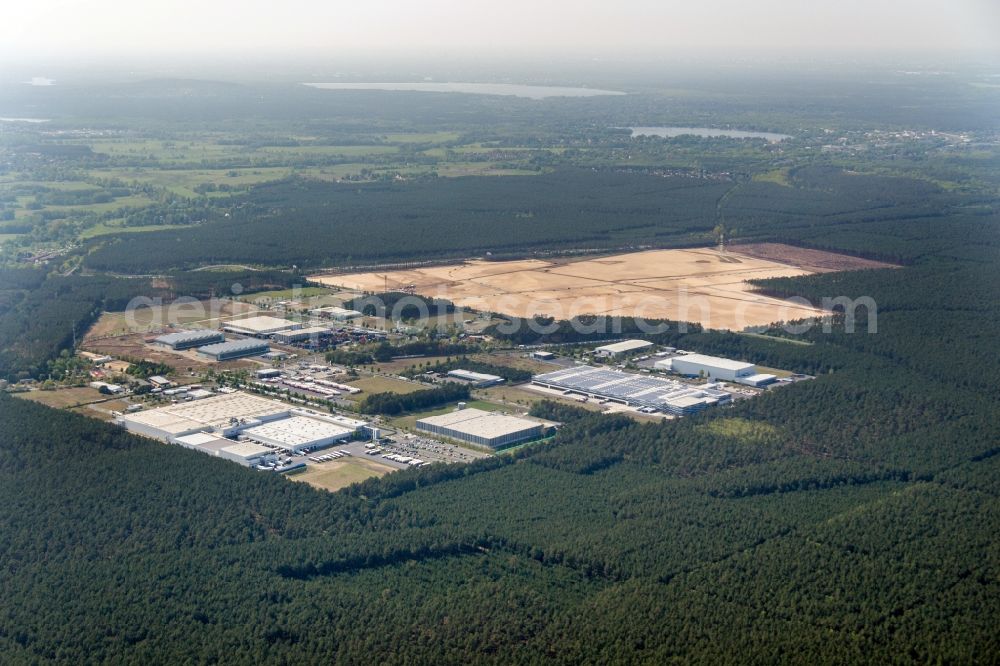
<box><xmin>256</xmin><ymin>376</ymin><xmax>363</xmax><ymax>398</ymax></box>
<box><xmin>308</xmin><ymin>449</ymin><xmax>352</xmax><ymax>462</ymax></box>
<box><xmin>382</xmin><ymin>453</ymin><xmax>429</xmax><ymax>467</ymax></box>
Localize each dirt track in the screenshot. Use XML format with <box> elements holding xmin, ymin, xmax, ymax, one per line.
<box><xmin>728</xmin><ymin>243</ymin><xmax>898</xmax><ymax>273</ymax></box>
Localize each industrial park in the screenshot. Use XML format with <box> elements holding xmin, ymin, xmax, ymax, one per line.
<box><xmin>19</xmin><ymin>270</ymin><xmax>812</xmax><ymax>492</ymax></box>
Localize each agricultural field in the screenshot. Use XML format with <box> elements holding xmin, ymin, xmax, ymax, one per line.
<box><xmin>317</xmin><ymin>246</ymin><xmax>835</xmax><ymax>330</ymax></box>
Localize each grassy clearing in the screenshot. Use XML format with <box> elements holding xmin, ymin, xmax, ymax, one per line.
<box><xmin>343</xmin><ymin>375</ymin><xmax>427</xmax><ymax>400</ymax></box>
<box><xmin>698</xmin><ymin>417</ymin><xmax>780</xmax><ymax>444</ymax></box>
<box><xmin>291</xmin><ymin>457</ymin><xmax>395</xmax><ymax>492</ymax></box>
<box><xmin>389</xmin><ymin>406</ymin><xmax>453</xmax><ymax>431</ymax></box>
<box><xmin>13</xmin><ymin>194</ymin><xmax>158</xmax><ymax>220</ymax></box>
<box><xmin>480</xmin><ymin>384</ymin><xmax>604</xmax><ymax>412</ymax></box>
<box><xmin>374</xmin><ymin>355</ymin><xmax>453</xmax><ymax>374</ymax></box>
<box><xmin>85</xmin><ymin>300</ymin><xmax>252</xmax><ymax>337</ymax></box>
<box><xmin>241</xmin><ymin>286</ymin><xmax>333</xmax><ymax>301</ymax></box>
<box><xmin>15</xmin><ymin>387</ymin><xmax>108</xmax><ymax>409</ymax></box>
<box><xmin>753</xmin><ymin>365</ymin><xmax>795</xmax><ymax>378</ymax></box>
<box><xmin>753</xmin><ymin>168</ymin><xmax>792</xmax><ymax>186</ymax></box>
<box><xmin>80</xmin><ymin>221</ymin><xmax>192</xmax><ymax>239</ymax></box>
<box><xmin>387</xmin><ymin>399</ymin><xmax>509</xmax><ymax>431</ymax></box>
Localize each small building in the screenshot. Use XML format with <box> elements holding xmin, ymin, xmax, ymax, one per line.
<box><xmin>172</xmin><ymin>431</ymin><xmax>233</xmax><ymax>452</ymax></box>
<box><xmin>223</xmin><ymin>316</ymin><xmax>300</xmax><ymax>338</ymax></box>
<box><xmin>530</xmin><ymin>350</ymin><xmax>556</xmax><ymax>361</ymax></box>
<box><xmin>655</xmin><ymin>353</ymin><xmax>755</xmax><ymax>382</ymax></box>
<box><xmin>736</xmin><ymin>373</ymin><xmax>778</xmax><ymax>388</ymax></box>
<box><xmin>309</xmin><ymin>306</ymin><xmax>364</xmax><ymax>321</ymax></box>
<box><xmin>89</xmin><ymin>381</ymin><xmax>123</xmax><ymax>394</ymax></box>
<box><xmin>446</xmin><ymin>369</ymin><xmax>505</xmax><ymax>387</ymax></box>
<box><xmin>593</xmin><ymin>339</ymin><xmax>654</xmax><ymax>358</ymax></box>
<box><xmin>416</xmin><ymin>408</ymin><xmax>545</xmax><ymax>449</ymax></box>
<box><xmin>256</xmin><ymin>368</ymin><xmax>282</xmax><ymax>379</ymax></box>
<box><xmin>148</xmin><ymin>375</ymin><xmax>172</xmax><ymax>388</ymax></box>
<box><xmin>197</xmin><ymin>339</ymin><xmax>270</xmax><ymax>361</ymax></box>
<box><xmin>154</xmin><ymin>329</ymin><xmax>225</xmax><ymax>350</ymax></box>
<box><xmin>218</xmin><ymin>442</ymin><xmax>278</xmax><ymax>467</ymax></box>
<box><xmin>79</xmin><ymin>351</ymin><xmax>113</xmax><ymax>364</ymax></box>
<box><xmin>186</xmin><ymin>388</ymin><xmax>214</xmax><ymax>400</ymax></box>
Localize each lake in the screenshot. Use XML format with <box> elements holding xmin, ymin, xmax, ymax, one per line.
<box><xmin>630</xmin><ymin>126</ymin><xmax>791</xmax><ymax>142</ymax></box>
<box><xmin>305</xmin><ymin>82</ymin><xmax>625</xmax><ymax>99</ymax></box>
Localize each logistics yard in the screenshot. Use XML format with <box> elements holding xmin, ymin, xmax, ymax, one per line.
<box><xmin>310</xmin><ymin>246</ymin><xmax>870</xmax><ymax>329</ymax></box>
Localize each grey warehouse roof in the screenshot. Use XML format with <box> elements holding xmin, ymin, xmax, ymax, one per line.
<box><xmin>155</xmin><ymin>329</ymin><xmax>224</xmax><ymax>345</ymax></box>
<box><xmin>198</xmin><ymin>339</ymin><xmax>269</xmax><ymax>355</ymax></box>
<box><xmin>533</xmin><ymin>365</ymin><xmax>729</xmax><ymax>413</ymax></box>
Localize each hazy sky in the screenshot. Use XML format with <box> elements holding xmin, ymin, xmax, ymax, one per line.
<box><xmin>3</xmin><ymin>0</ymin><xmax>998</xmax><ymax>60</ymax></box>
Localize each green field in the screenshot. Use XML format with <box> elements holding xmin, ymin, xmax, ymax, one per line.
<box><xmin>80</xmin><ymin>220</ymin><xmax>192</xmax><ymax>239</ymax></box>
<box><xmin>291</xmin><ymin>458</ymin><xmax>394</xmax><ymax>492</ymax></box>
<box><xmin>343</xmin><ymin>375</ymin><xmax>428</xmax><ymax>400</ymax></box>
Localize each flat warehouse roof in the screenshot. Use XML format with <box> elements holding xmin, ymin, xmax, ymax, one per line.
<box><xmin>221</xmin><ymin>442</ymin><xmax>274</xmax><ymax>459</ymax></box>
<box><xmin>447</xmin><ymin>369</ymin><xmax>503</xmax><ymax>382</ymax></box>
<box><xmin>174</xmin><ymin>432</ymin><xmax>231</xmax><ymax>448</ymax></box>
<box><xmin>595</xmin><ymin>339</ymin><xmax>654</xmax><ymax>353</ymax></box>
<box><xmin>155</xmin><ymin>329</ymin><xmax>224</xmax><ymax>345</ymax></box>
<box><xmin>120</xmin><ymin>392</ymin><xmax>290</xmax><ymax>434</ymax></box>
<box><xmin>223</xmin><ymin>315</ymin><xmax>299</xmax><ymax>334</ymax></box>
<box><xmin>240</xmin><ymin>415</ymin><xmax>355</xmax><ymax>449</ymax></box>
<box><xmin>273</xmin><ymin>325</ymin><xmax>331</xmax><ymax>340</ymax></box>
<box><xmin>198</xmin><ymin>339</ymin><xmax>269</xmax><ymax>355</ymax></box>
<box><xmin>669</xmin><ymin>354</ymin><xmax>754</xmax><ymax>371</ymax></box>
<box><xmin>417</xmin><ymin>408</ymin><xmax>541</xmax><ymax>439</ymax></box>
<box><xmin>310</xmin><ymin>306</ymin><xmax>363</xmax><ymax>317</ymax></box>
<box><xmin>533</xmin><ymin>365</ymin><xmax>729</xmax><ymax>412</ymax></box>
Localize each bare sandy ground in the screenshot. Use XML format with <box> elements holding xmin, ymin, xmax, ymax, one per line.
<box><xmin>311</xmin><ymin>247</ymin><xmax>834</xmax><ymax>330</ymax></box>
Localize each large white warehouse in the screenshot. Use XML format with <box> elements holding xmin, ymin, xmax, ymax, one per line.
<box><xmin>223</xmin><ymin>316</ymin><xmax>301</xmax><ymax>337</ymax></box>
<box><xmin>656</xmin><ymin>353</ymin><xmax>774</xmax><ymax>385</ymax></box>
<box><xmin>593</xmin><ymin>339</ymin><xmax>654</xmax><ymax>358</ymax></box>
<box><xmin>416</xmin><ymin>408</ymin><xmax>546</xmax><ymax>449</ymax></box>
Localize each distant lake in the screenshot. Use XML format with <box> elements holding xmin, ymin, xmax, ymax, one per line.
<box><xmin>0</xmin><ymin>117</ymin><xmax>50</xmax><ymax>123</ymax></box>
<box><xmin>305</xmin><ymin>82</ymin><xmax>625</xmax><ymax>99</ymax></box>
<box><xmin>630</xmin><ymin>126</ymin><xmax>791</xmax><ymax>142</ymax></box>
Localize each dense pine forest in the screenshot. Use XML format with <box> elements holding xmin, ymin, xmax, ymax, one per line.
<box><xmin>83</xmin><ymin>165</ymin><xmax>968</xmax><ymax>272</ymax></box>
<box><xmin>2</xmin><ymin>216</ymin><xmax>999</xmax><ymax>660</ymax></box>
<box><xmin>1</xmin><ymin>64</ymin><xmax>999</xmax><ymax>663</ymax></box>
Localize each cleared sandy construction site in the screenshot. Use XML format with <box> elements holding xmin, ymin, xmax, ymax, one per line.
<box><xmin>312</xmin><ymin>246</ymin><xmax>887</xmax><ymax>330</ymax></box>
